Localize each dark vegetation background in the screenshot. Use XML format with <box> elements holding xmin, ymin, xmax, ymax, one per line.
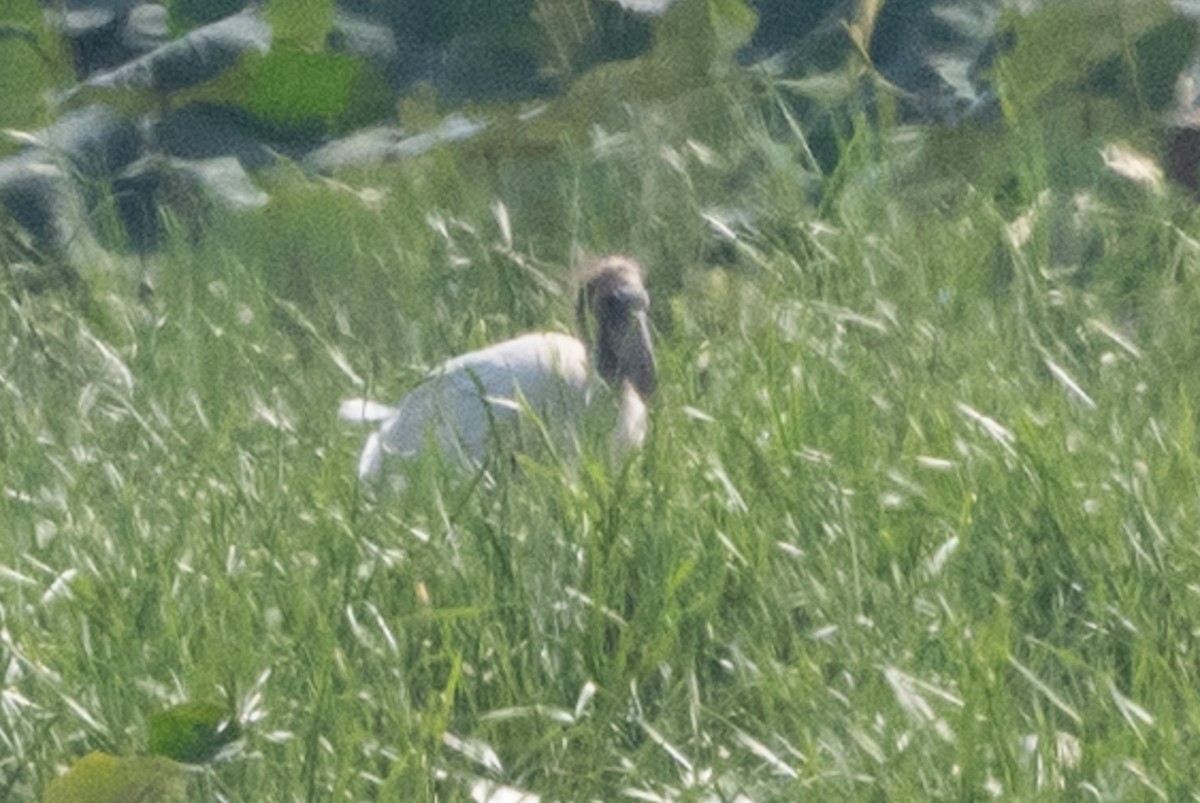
<box><xmin>1</xmin><ymin>0</ymin><xmax>1094</xmax><ymax>263</ymax></box>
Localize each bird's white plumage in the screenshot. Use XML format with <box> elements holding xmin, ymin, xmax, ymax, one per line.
<box><xmin>347</xmin><ymin>332</ymin><xmax>593</xmax><ymax>480</ymax></box>
<box><xmin>610</xmin><ymin>380</ymin><xmax>648</xmax><ymax>456</ymax></box>
<box><xmin>342</xmin><ymin>255</ymin><xmax>655</xmax><ymax>486</ymax></box>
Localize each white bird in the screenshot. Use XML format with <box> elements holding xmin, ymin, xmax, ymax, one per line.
<box><xmin>340</xmin><ymin>255</ymin><xmax>657</xmax><ymax>483</ymax></box>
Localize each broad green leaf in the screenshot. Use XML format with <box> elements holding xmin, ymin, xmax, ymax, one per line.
<box><xmin>148</xmin><ymin>701</ymin><xmax>240</xmax><ymax>764</ymax></box>
<box><xmin>60</xmin><ymin>0</ymin><xmax>139</xmax><ymax>39</ymax></box>
<box><xmin>154</xmin><ymin>104</ymin><xmax>275</xmax><ymax>168</ymax></box>
<box><xmin>0</xmin><ymin>0</ymin><xmax>71</xmax><ymax>137</ymax></box>
<box><xmin>237</xmin><ymin>45</ymin><xmax>392</xmax><ymax>138</ymax></box>
<box><xmin>0</xmin><ymin>153</ymin><xmax>72</xmax><ymax>252</ymax></box>
<box><xmin>42</xmin><ymin>752</ymin><xmax>185</xmax><ymax>803</ymax></box>
<box><xmin>651</xmin><ymin>0</ymin><xmax>755</xmax><ymax>85</ymax></box>
<box><xmin>997</xmin><ymin>0</ymin><xmax>1181</xmax><ymax>113</ymax></box>
<box><xmin>62</xmin><ymin>6</ymin><xmax>271</xmax><ymax>112</ymax></box>
<box><xmin>34</xmin><ymin>105</ymin><xmax>142</xmax><ymax>177</ymax></box>
<box><xmin>0</xmin><ymin>105</ymin><xmax>140</xmax><ymax>252</ymax></box>
<box><xmin>552</xmin><ymin>0</ymin><xmax>755</xmax><ymax>132</ymax></box>
<box><xmin>984</xmin><ymin>0</ymin><xmax>1194</xmax><ymax>191</ymax></box>
<box><xmin>706</xmin><ymin>0</ymin><xmax>758</xmax><ymax>69</ymax></box>
<box><xmin>305</xmin><ymin>115</ymin><xmax>487</xmax><ymax>174</ymax></box>
<box><xmin>1092</xmin><ymin>14</ymin><xmax>1197</xmax><ymax>111</ymax></box>
<box><xmin>870</xmin><ymin>0</ymin><xmax>1002</xmax><ymax>119</ymax></box>
<box><xmin>532</xmin><ymin>0</ymin><xmax>653</xmax><ymax>80</ymax></box>
<box><xmin>267</xmin><ymin>0</ymin><xmax>335</xmax><ymax>47</ymax></box>
<box><xmin>173</xmin><ymin>155</ymin><xmax>269</xmax><ymax>210</ymax></box>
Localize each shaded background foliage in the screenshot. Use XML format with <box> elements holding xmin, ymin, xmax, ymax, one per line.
<box><xmin>4</xmin><ymin>0</ymin><xmax>1166</xmax><ymax>266</ymax></box>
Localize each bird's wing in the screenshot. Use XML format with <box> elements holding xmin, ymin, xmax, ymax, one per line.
<box><xmin>376</xmin><ymin>333</ymin><xmax>590</xmax><ymax>464</ymax></box>
<box><xmin>438</xmin><ymin>333</ymin><xmax>588</xmax><ymax>386</ymax></box>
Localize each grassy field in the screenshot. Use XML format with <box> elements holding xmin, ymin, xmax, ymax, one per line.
<box><xmin>7</xmin><ymin>48</ymin><xmax>1200</xmax><ymax>802</ymax></box>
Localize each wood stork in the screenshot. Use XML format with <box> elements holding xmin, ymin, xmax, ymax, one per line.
<box><xmin>339</xmin><ymin>255</ymin><xmax>656</xmax><ymax>483</ymax></box>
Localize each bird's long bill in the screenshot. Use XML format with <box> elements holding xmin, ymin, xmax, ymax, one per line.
<box><xmin>619</xmin><ymin>310</ymin><xmax>657</xmax><ymax>398</ymax></box>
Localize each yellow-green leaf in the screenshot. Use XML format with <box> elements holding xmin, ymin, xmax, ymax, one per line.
<box><xmin>267</xmin><ymin>0</ymin><xmax>335</xmax><ymax>47</ymax></box>
<box><xmin>42</xmin><ymin>752</ymin><xmax>185</xmax><ymax>803</ymax></box>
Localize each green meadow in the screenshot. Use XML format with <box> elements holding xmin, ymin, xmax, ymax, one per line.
<box><xmin>7</xmin><ymin>5</ymin><xmax>1200</xmax><ymax>801</ymax></box>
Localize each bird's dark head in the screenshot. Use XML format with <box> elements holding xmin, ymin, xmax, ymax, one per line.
<box><xmin>576</xmin><ymin>256</ymin><xmax>657</xmax><ymax>398</ymax></box>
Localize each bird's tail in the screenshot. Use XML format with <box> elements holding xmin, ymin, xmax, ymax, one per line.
<box><xmin>338</xmin><ymin>398</ymin><xmax>396</xmax><ymax>423</ymax></box>
<box><xmin>358</xmin><ymin>431</ymin><xmax>385</xmax><ymax>481</ymax></box>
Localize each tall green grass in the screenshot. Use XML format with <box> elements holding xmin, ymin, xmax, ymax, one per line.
<box><xmin>6</xmin><ymin>67</ymin><xmax>1200</xmax><ymax>802</ymax></box>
